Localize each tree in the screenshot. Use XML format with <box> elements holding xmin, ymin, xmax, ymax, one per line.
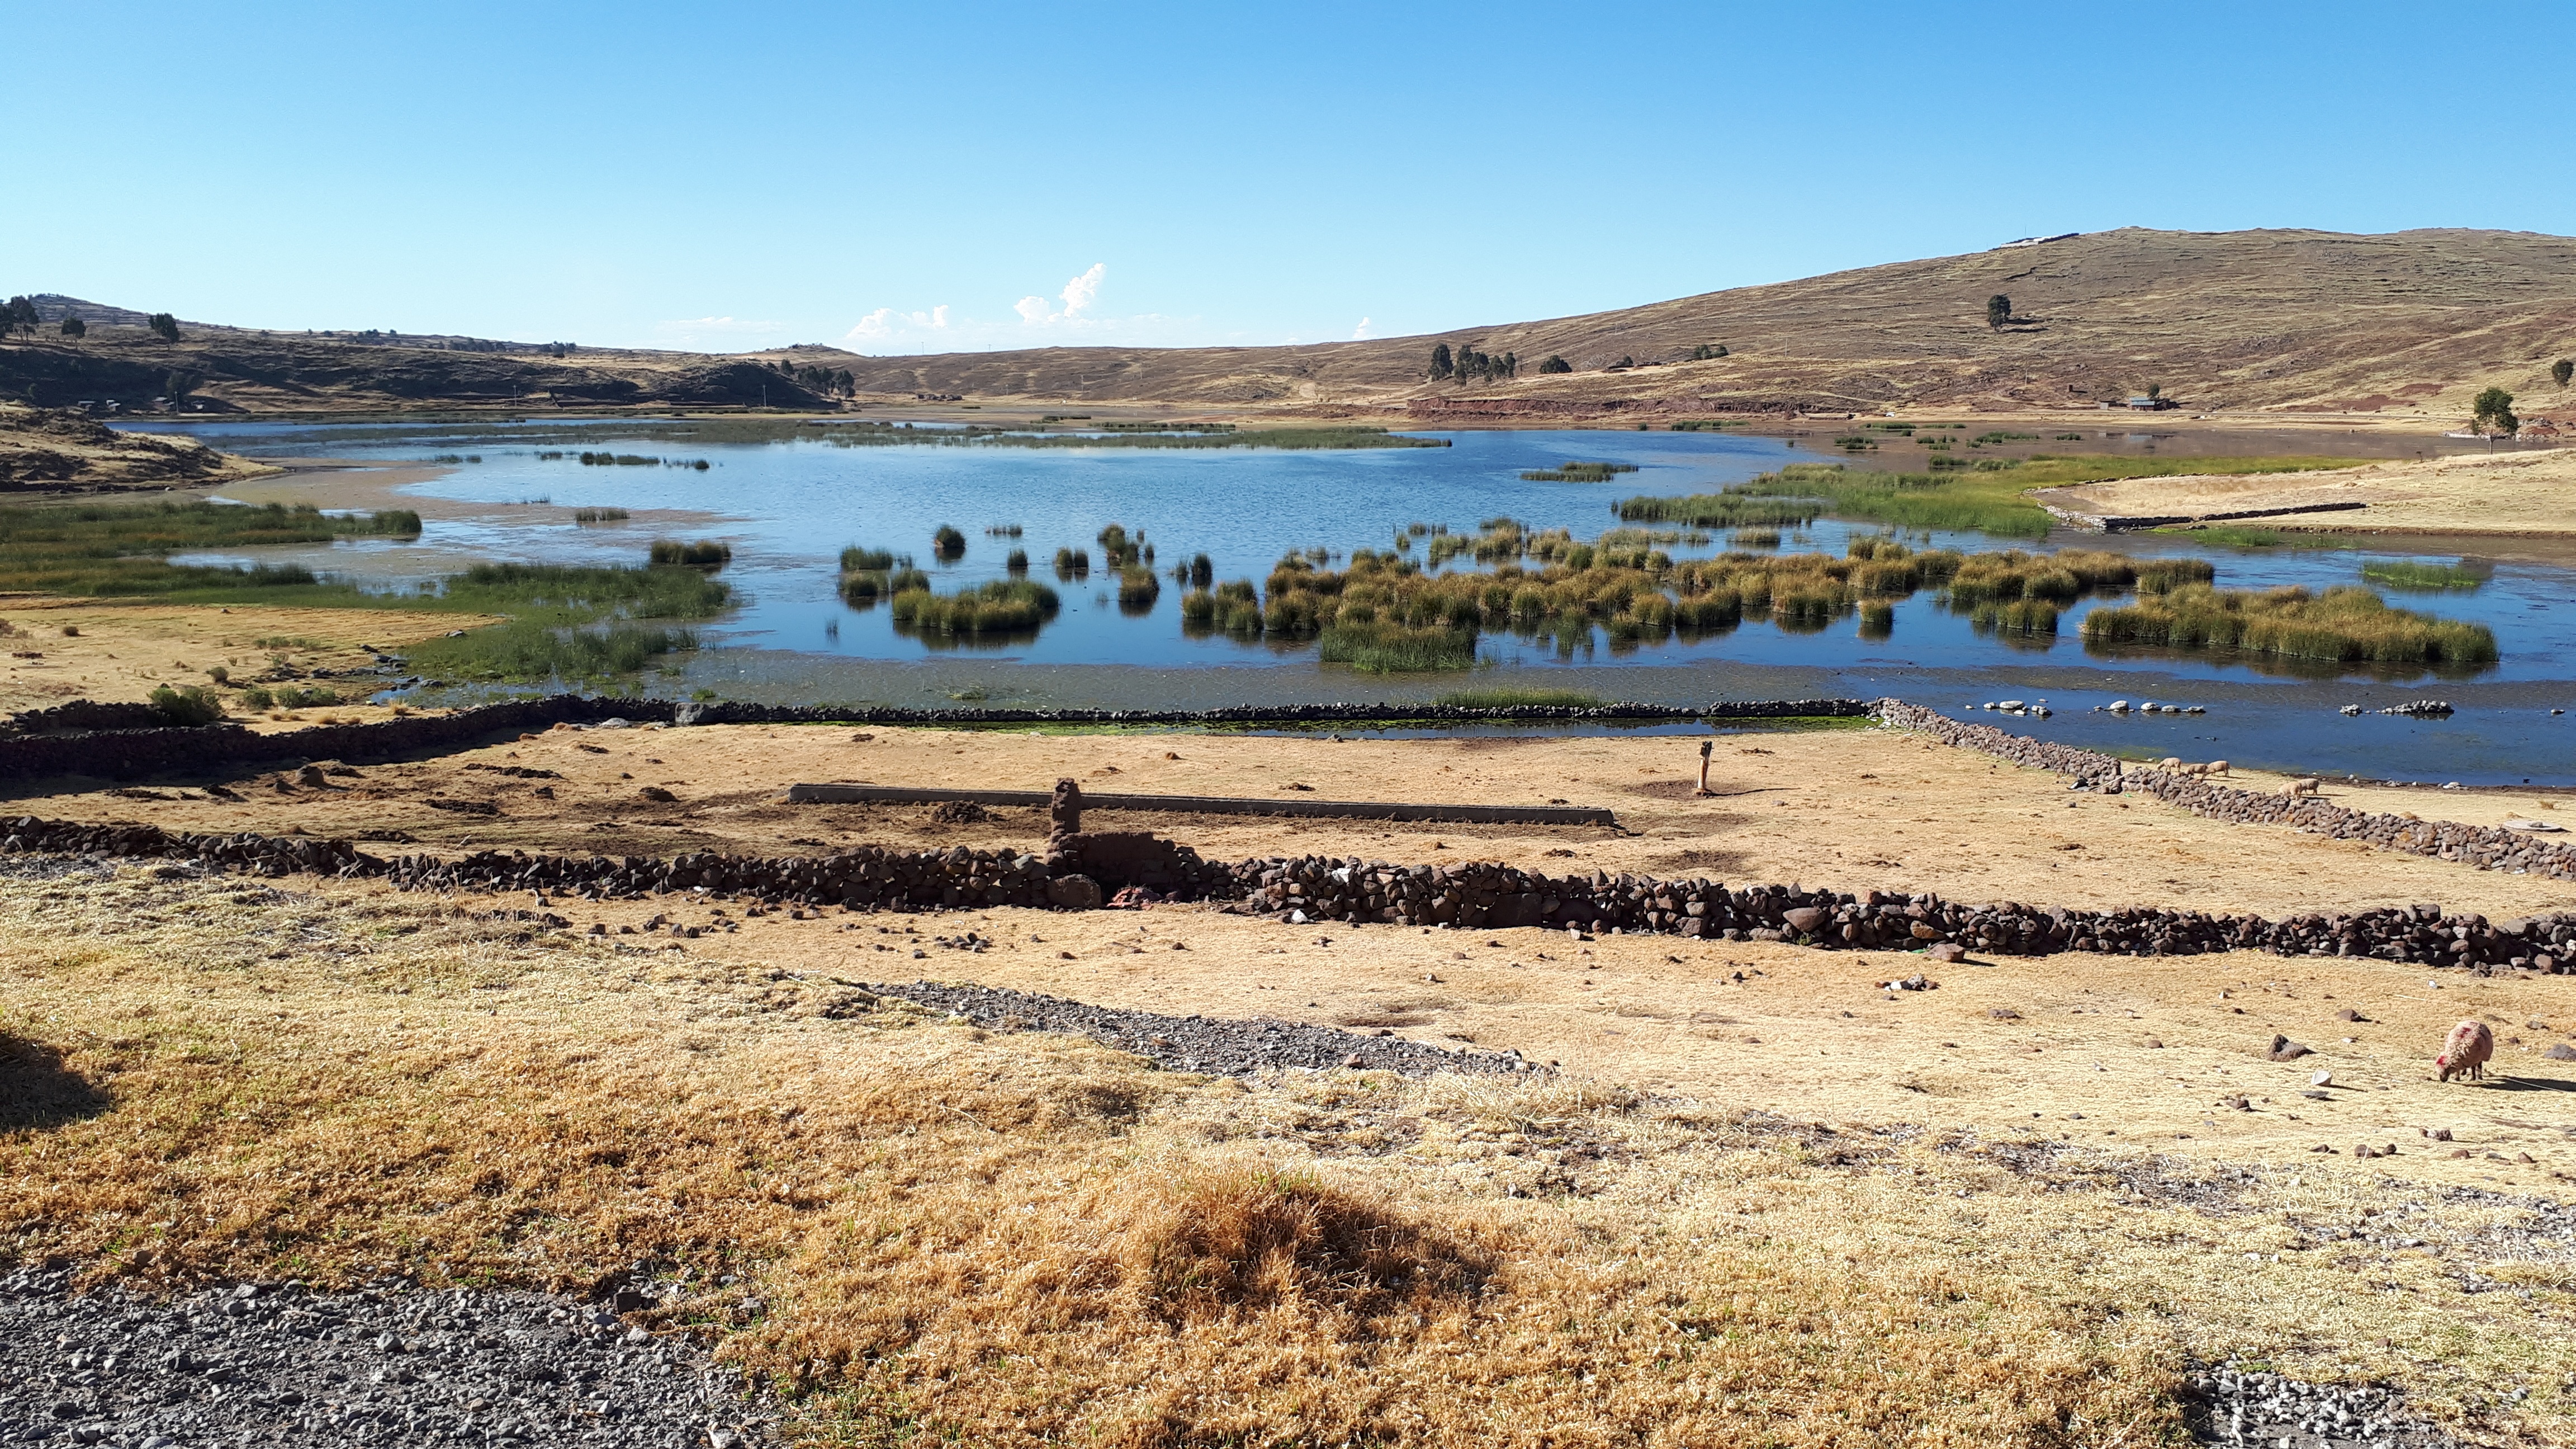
<box><xmin>164</xmin><ymin>370</ymin><xmax>202</xmax><ymax>400</ymax></box>
<box><xmin>1987</xmin><ymin>295</ymin><xmax>2012</xmax><ymax>330</ymax></box>
<box><xmin>1611</xmin><ymin>355</ymin><xmax>1635</xmax><ymax>370</ymax></box>
<box><xmin>1538</xmin><ymin>355</ymin><xmax>1572</xmax><ymax>375</ymax></box>
<box><xmin>2</xmin><ymin>296</ymin><xmax>37</xmax><ymax>339</ymax></box>
<box><xmin>58</xmin><ymin>314</ymin><xmax>84</xmax><ymax>339</ymax></box>
<box><xmin>2145</xmin><ymin>382</ymin><xmax>2162</xmax><ymax>401</ymax></box>
<box><xmin>2554</xmin><ymin>358</ymin><xmax>2573</xmax><ymax>389</ymax></box>
<box><xmin>1689</xmin><ymin>343</ymin><xmax>1729</xmax><ymax>361</ymax></box>
<box><xmin>1428</xmin><ymin>343</ymin><xmax>1453</xmax><ymax>380</ymax></box>
<box><xmin>2471</xmin><ymin>386</ymin><xmax>2519</xmax><ymax>437</ymax></box>
<box><xmin>147</xmin><ymin>312</ymin><xmax>181</xmax><ymax>342</ymax></box>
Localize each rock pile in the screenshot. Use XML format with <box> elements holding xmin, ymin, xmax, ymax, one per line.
<box><xmin>1876</xmin><ymin>700</ymin><xmax>2576</xmax><ymax>883</ymax></box>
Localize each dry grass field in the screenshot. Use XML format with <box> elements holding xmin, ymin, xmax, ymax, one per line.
<box><xmin>0</xmin><ymin>596</ymin><xmax>487</xmax><ymax>722</ymax></box>
<box><xmin>2033</xmin><ymin>448</ymin><xmax>2576</xmax><ymax>538</ymax></box>
<box><xmin>10</xmin><ymin>726</ymin><xmax>2576</xmax><ymax>1442</ymax></box>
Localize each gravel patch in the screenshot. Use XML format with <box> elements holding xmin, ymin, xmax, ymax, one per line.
<box><xmin>872</xmin><ymin>979</ymin><xmax>1540</xmax><ymax>1078</ymax></box>
<box><xmin>0</xmin><ymin>1265</ymin><xmax>775</xmax><ymax>1448</ymax></box>
<box><xmin>2184</xmin><ymin>1363</ymin><xmax>2457</xmax><ymax>1446</ymax></box>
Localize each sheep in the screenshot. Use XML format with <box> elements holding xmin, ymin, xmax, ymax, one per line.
<box><xmin>2285</xmin><ymin>777</ymin><xmax>2322</xmax><ymax>798</ymax></box>
<box><xmin>2159</xmin><ymin>756</ymin><xmax>2184</xmax><ymax>770</ymax></box>
<box><xmin>2437</xmin><ymin>1020</ymin><xmax>2495</xmax><ymax>1082</ymax></box>
<box><xmin>2207</xmin><ymin>759</ymin><xmax>2228</xmax><ymax>777</ymax></box>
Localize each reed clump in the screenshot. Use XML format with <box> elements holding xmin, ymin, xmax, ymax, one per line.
<box><xmin>1053</xmin><ymin>547</ymin><xmax>1091</xmax><ymax>580</ymax></box>
<box><xmin>1180</xmin><ymin>580</ymin><xmax>1263</xmax><ymax>637</ymax></box>
<box><xmin>2082</xmin><ymin>583</ymin><xmax>2499</xmax><ymax>665</ymax></box>
<box><xmin>572</xmin><ymin>507</ymin><xmax>629</xmax><ymax>525</ymax></box>
<box><xmin>648</xmin><ymin>539</ymin><xmax>731</xmax><ymax>571</ymax></box>
<box><xmin>891</xmin><ymin>579</ymin><xmax>1063</xmax><ymax>636</ymax></box>
<box><xmin>838</xmin><ymin>547</ymin><xmax>924</xmax><ymax>607</ymax></box>
<box><xmin>932</xmin><ymin>525</ymin><xmax>967</xmax><ymax>560</ymax></box>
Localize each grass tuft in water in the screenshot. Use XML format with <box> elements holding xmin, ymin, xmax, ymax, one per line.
<box><xmin>2359</xmin><ymin>558</ymin><xmax>2490</xmax><ymax>591</ymax></box>
<box><xmin>2082</xmin><ymin>584</ymin><xmax>2497</xmax><ymax>665</ymax></box>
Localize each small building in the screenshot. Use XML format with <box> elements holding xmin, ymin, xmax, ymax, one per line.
<box><xmin>2125</xmin><ymin>395</ymin><xmax>2177</xmax><ymax>411</ymax></box>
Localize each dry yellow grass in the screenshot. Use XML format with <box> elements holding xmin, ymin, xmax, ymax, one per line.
<box><xmin>0</xmin><ymin>598</ymin><xmax>484</xmax><ymax>722</ymax></box>
<box><xmin>2030</xmin><ymin>447</ymin><xmax>2576</xmax><ymax>538</ymax></box>
<box><xmin>7</xmin><ymin>864</ymin><xmax>2576</xmax><ymax>1444</ymax></box>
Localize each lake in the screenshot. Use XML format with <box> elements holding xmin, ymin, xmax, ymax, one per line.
<box><xmin>132</xmin><ymin>418</ymin><xmax>2576</xmax><ymax>786</ymax></box>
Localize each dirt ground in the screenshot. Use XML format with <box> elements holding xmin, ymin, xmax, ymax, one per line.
<box><xmin>2032</xmin><ymin>446</ymin><xmax>2576</xmax><ymax>537</ymax></box>
<box><xmin>33</xmin><ymin>719</ymin><xmax>2573</xmax><ymax>922</ymax></box>
<box><xmin>0</xmin><ymin>596</ymin><xmax>484</xmax><ymax>723</ymax></box>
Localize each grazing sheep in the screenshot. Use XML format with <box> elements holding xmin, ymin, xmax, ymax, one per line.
<box><xmin>2207</xmin><ymin>759</ymin><xmax>2228</xmax><ymax>777</ymax></box>
<box><xmin>2159</xmin><ymin>756</ymin><xmax>2184</xmax><ymax>770</ymax></box>
<box><xmin>2437</xmin><ymin>1020</ymin><xmax>2495</xmax><ymax>1082</ymax></box>
<box><xmin>2286</xmin><ymin>777</ymin><xmax>2322</xmax><ymax>798</ymax></box>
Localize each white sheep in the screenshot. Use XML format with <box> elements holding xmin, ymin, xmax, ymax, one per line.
<box><xmin>2285</xmin><ymin>777</ymin><xmax>2322</xmax><ymax>798</ymax></box>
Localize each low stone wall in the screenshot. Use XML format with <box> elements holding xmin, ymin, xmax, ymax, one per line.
<box><xmin>3</xmin><ymin>812</ymin><xmax>2569</xmax><ymax>972</ymax></box>
<box><xmin>0</xmin><ymin>694</ymin><xmax>1872</xmax><ymax>784</ymax></box>
<box><xmin>1873</xmin><ymin>700</ymin><xmax>2576</xmax><ymax>883</ymax></box>
<box><xmin>0</xmin><ymin>700</ymin><xmax>189</xmax><ymax>735</ymax></box>
<box><xmin>1224</xmin><ymin>854</ymin><xmax>2574</xmax><ymax>970</ymax></box>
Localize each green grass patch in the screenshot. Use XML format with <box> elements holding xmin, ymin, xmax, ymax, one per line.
<box><xmin>0</xmin><ymin>500</ymin><xmax>420</xmax><ymax>597</ymax></box>
<box><xmin>1432</xmin><ymin>687</ymin><xmax>1607</xmax><ymax>708</ymax></box>
<box><xmin>397</xmin><ymin>563</ymin><xmax>735</xmax><ymax>685</ymax></box>
<box><xmin>1521</xmin><ymin>461</ymin><xmax>1640</xmax><ymax>483</ymax></box>
<box><xmin>2149</xmin><ymin>524</ymin><xmax>2344</xmax><ymax>550</ymax></box>
<box><xmin>2082</xmin><ymin>584</ymin><xmax>2497</xmax><ymax>666</ymax></box>
<box><xmin>2360</xmin><ymin>558</ymin><xmax>2491</xmax><ymax>591</ymax></box>
<box><xmin>1622</xmin><ymin>456</ymin><xmax>2369</xmax><ymax>542</ymax></box>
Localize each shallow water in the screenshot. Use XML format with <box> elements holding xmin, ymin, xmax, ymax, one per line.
<box><xmin>129</xmin><ymin>419</ymin><xmax>2576</xmax><ymax>785</ymax></box>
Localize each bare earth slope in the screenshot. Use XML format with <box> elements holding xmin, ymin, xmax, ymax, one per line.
<box><xmin>807</xmin><ymin>227</ymin><xmax>2576</xmax><ymax>418</ymax></box>
<box><xmin>11</xmin><ymin>228</ymin><xmax>2575</xmax><ymax>420</ymax></box>
<box><xmin>0</xmin><ymin>404</ymin><xmax>276</xmax><ymax>490</ymax></box>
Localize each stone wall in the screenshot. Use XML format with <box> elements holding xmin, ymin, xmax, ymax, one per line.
<box><xmin>0</xmin><ymin>694</ymin><xmax>1872</xmax><ymax>783</ymax></box>
<box><xmin>2</xmin><ymin>812</ymin><xmax>2568</xmax><ymax>972</ymax></box>
<box><xmin>1873</xmin><ymin>700</ymin><xmax>2576</xmax><ymax>883</ymax></box>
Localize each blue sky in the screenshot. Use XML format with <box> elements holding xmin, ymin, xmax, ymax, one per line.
<box><xmin>10</xmin><ymin>2</ymin><xmax>2569</xmax><ymax>355</ymax></box>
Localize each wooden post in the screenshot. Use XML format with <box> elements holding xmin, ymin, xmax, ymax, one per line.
<box><xmin>1695</xmin><ymin>738</ymin><xmax>1714</xmax><ymax>797</ymax></box>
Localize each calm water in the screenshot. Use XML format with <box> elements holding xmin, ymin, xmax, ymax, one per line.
<box><xmin>134</xmin><ymin>419</ymin><xmax>2576</xmax><ymax>784</ymax></box>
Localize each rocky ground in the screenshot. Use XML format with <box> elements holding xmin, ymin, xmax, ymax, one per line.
<box><xmin>876</xmin><ymin>977</ymin><xmax>1541</xmax><ymax>1077</ymax></box>
<box><xmin>2184</xmin><ymin>1363</ymin><xmax>2455</xmax><ymax>1447</ymax></box>
<box><xmin>0</xmin><ymin>1265</ymin><xmax>775</xmax><ymax>1448</ymax></box>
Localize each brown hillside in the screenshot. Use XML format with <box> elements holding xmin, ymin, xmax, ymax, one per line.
<box><xmin>11</xmin><ymin>229</ymin><xmax>2575</xmax><ymax>420</ymax></box>
<box><xmin>802</xmin><ymin>227</ymin><xmax>2576</xmax><ymax>419</ymax></box>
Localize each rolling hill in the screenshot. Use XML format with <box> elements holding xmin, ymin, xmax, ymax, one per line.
<box><xmin>10</xmin><ymin>228</ymin><xmax>2575</xmax><ymax>421</ymax></box>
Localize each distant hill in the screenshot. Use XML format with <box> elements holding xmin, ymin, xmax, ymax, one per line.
<box><xmin>0</xmin><ymin>299</ymin><xmax>836</xmax><ymax>414</ymax></box>
<box><xmin>790</xmin><ymin>228</ymin><xmax>2576</xmax><ymax>420</ymax></box>
<box><xmin>10</xmin><ymin>228</ymin><xmax>2575</xmax><ymax>420</ymax></box>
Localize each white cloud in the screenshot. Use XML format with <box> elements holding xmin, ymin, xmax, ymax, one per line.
<box><xmin>1351</xmin><ymin>316</ymin><xmax>1373</xmax><ymax>340</ymax></box>
<box><xmin>1013</xmin><ymin>263</ymin><xmax>1110</xmax><ymax>326</ymax></box>
<box><xmin>1059</xmin><ymin>263</ymin><xmax>1105</xmax><ymax>319</ymax></box>
<box><xmin>845</xmin><ymin>305</ymin><xmax>952</xmax><ymax>343</ymax></box>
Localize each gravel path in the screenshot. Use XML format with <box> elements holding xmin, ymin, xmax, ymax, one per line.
<box><xmin>0</xmin><ymin>1265</ymin><xmax>774</xmax><ymax>1448</ymax></box>
<box><xmin>873</xmin><ymin>979</ymin><xmax>1541</xmax><ymax>1078</ymax></box>
<box><xmin>2184</xmin><ymin>1364</ymin><xmax>2456</xmax><ymax>1447</ymax></box>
